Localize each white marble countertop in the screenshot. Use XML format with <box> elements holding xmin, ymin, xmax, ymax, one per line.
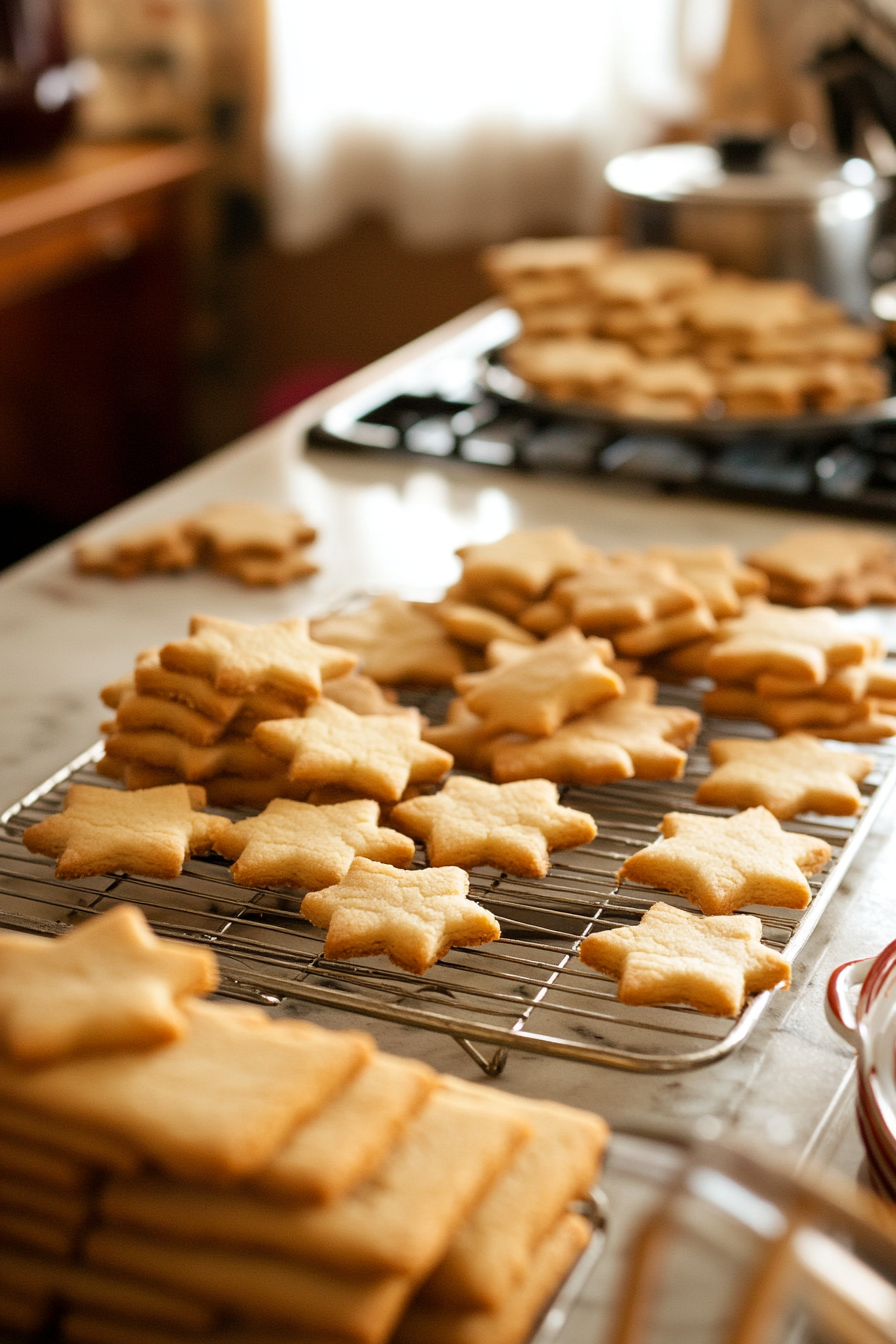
<box><xmin>2</xmin><ymin>302</ymin><xmax>894</xmax><ymax>1339</ymax></box>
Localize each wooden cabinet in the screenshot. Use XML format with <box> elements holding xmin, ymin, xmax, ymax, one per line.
<box><xmin>0</xmin><ymin>140</ymin><xmax>205</xmax><ymax>522</ymax></box>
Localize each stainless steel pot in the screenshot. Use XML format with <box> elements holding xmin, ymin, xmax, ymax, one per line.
<box><xmin>605</xmin><ymin>141</ymin><xmax>891</xmax><ymax>317</ymax></box>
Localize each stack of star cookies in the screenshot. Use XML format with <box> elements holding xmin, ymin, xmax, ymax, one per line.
<box><xmin>98</xmin><ymin>615</ymin><xmax>358</xmax><ymax>808</ymax></box>
<box><xmin>0</xmin><ymin>905</ymin><xmax>608</xmax><ymax>1344</ymax></box>
<box><xmin>97</xmin><ymin>616</ymin><xmax>457</xmax><ymax>809</ymax></box>
<box><xmin>423</xmin><ymin>629</ymin><xmax>700</xmax><ymax>787</ymax></box>
<box><xmin>486</xmin><ymin>238</ymin><xmax>888</xmax><ymax>419</ymax></box>
<box><xmin>746</xmin><ymin>525</ymin><xmax>896</xmax><ymax>608</ymax></box>
<box><xmin>74</xmin><ymin>500</ymin><xmax>319</xmax><ymax>587</ymax></box>
<box><xmin>700</xmin><ymin>601</ymin><xmax>896</xmax><ymax>742</ymax></box>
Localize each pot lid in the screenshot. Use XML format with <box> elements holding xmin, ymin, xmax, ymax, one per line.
<box><xmin>605</xmin><ymin>141</ymin><xmax>890</xmax><ymax>208</ymax></box>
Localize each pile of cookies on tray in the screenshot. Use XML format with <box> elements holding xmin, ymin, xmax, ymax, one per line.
<box><xmin>484</xmin><ymin>236</ymin><xmax>888</xmax><ymax>418</ymax></box>
<box><xmin>74</xmin><ymin>501</ymin><xmax>319</xmax><ymax>587</ymax></box>
<box><xmin>20</xmin><ymin>521</ymin><xmax>896</xmax><ymax>1025</ymax></box>
<box><xmin>0</xmin><ymin>905</ymin><xmax>608</xmax><ymax>1344</ymax></box>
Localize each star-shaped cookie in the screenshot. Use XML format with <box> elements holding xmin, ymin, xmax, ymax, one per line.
<box><xmin>579</xmin><ymin>901</ymin><xmax>790</xmax><ymax>1016</ymax></box>
<box><xmin>102</xmin><ymin>729</ymin><xmax>284</xmax><ymax>783</ymax></box>
<box><xmin>187</xmin><ymin>501</ymin><xmax>316</xmax><ymax>556</ymax></box>
<box><xmin>456</xmin><ymin>527</ymin><xmax>591</xmax><ymax>599</ymax></box>
<box><xmin>0</xmin><ymin>904</ymin><xmax>217</xmax><ymax>1064</ymax></box>
<box><xmin>432</xmin><ymin>600</ymin><xmax>537</xmax><ymax>650</ymax></box>
<box><xmin>422</xmin><ymin>699</ymin><xmax>506</xmax><ymax>773</ymax></box>
<box><xmin>552</xmin><ymin>557</ymin><xmax>701</xmax><ymax>633</ymax></box>
<box><xmin>22</xmin><ymin>783</ymin><xmax>231</xmax><ymax>880</ymax></box>
<box><xmin>617</xmin><ymin>806</ymin><xmax>831</xmax><ymax>915</ymax></box>
<box><xmin>459</xmin><ymin>629</ymin><xmax>622</xmax><ymax>737</ymax></box>
<box><xmin>647</xmin><ymin>544</ymin><xmax>767</xmax><ymax>618</ymax></box>
<box><xmin>160</xmin><ymin>615</ymin><xmax>356</xmax><ymax>701</ymax></box>
<box><xmin>705</xmin><ymin>603</ymin><xmax>879</xmax><ymax>686</ymax></box>
<box><xmin>213</xmin><ymin>798</ymin><xmax>415</xmax><ymax>890</ymax></box>
<box><xmin>492</xmin><ymin>700</ymin><xmax>700</xmax><ymax>785</ymax></box>
<box><xmin>253</xmin><ymin>698</ymin><xmax>453</xmax><ymax>802</ymax></box>
<box><xmin>301</xmin><ymin>856</ymin><xmax>501</xmax><ymax>972</ymax></box>
<box><xmin>695</xmin><ymin>732</ymin><xmax>873</xmax><ymax>819</ymax></box>
<box><xmin>311</xmin><ymin>596</ymin><xmax>466</xmax><ymax>686</ymax></box>
<box><xmin>391</xmin><ymin>776</ymin><xmax>596</xmax><ymax>878</ymax></box>
<box><xmin>321</xmin><ymin>672</ymin><xmax>421</xmax><ymax>722</ymax></box>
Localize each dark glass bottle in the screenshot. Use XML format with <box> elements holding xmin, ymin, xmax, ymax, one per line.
<box><xmin>0</xmin><ymin>0</ymin><xmax>76</xmax><ymax>159</ymax></box>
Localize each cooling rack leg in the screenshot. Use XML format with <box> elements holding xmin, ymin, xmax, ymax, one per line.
<box><xmin>454</xmin><ymin>1037</ymin><xmax>509</xmax><ymax>1077</ymax></box>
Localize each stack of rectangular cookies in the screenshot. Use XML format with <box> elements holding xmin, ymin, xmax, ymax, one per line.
<box><xmin>0</xmin><ymin>911</ymin><xmax>608</xmax><ymax>1344</ymax></box>
<box><xmin>485</xmin><ymin>238</ymin><xmax>887</xmax><ymax>419</ymax></box>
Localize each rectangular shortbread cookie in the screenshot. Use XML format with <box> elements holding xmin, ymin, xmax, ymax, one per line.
<box><xmin>99</xmin><ymin>1087</ymin><xmax>530</xmax><ymax>1278</ymax></box>
<box><xmin>0</xmin><ymin>1001</ymin><xmax>372</xmax><ymax>1181</ymax></box>
<box><xmin>254</xmin><ymin>1052</ymin><xmax>438</xmax><ymax>1203</ymax></box>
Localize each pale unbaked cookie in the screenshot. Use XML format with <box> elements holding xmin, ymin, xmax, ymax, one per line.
<box><xmin>579</xmin><ymin>901</ymin><xmax>790</xmax><ymax>1016</ymax></box>
<box><xmin>696</xmin><ymin>732</ymin><xmax>873</xmax><ymax>819</ymax></box>
<box><xmin>301</xmin><ymin>857</ymin><xmax>501</xmax><ymax>973</ymax></box>
<box><xmin>22</xmin><ymin>783</ymin><xmax>230</xmax><ymax>881</ymax></box>
<box><xmin>213</xmin><ymin>798</ymin><xmax>415</xmax><ymax>890</ymax></box>
<box><xmin>617</xmin><ymin>806</ymin><xmax>831</xmax><ymax>915</ymax></box>
<box><xmin>391</xmin><ymin>776</ymin><xmax>596</xmax><ymax>878</ymax></box>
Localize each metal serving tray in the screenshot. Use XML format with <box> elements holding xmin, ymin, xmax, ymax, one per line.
<box><xmin>2</xmin><ymin>682</ymin><xmax>893</xmax><ymax>1078</ymax></box>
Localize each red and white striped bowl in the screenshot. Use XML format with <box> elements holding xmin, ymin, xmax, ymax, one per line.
<box><xmin>827</xmin><ymin>939</ymin><xmax>896</xmax><ymax>1201</ymax></box>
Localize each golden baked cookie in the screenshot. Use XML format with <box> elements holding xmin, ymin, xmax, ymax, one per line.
<box><xmin>705</xmin><ymin>602</ymin><xmax>879</xmax><ymax>686</ymax></box>
<box><xmin>311</xmin><ymin>596</ymin><xmax>466</xmax><ymax>686</ymax></box>
<box><xmin>458</xmin><ymin>628</ymin><xmax>622</xmax><ymax>737</ymax></box>
<box><xmin>696</xmin><ymin>732</ymin><xmax>872</xmax><ymax>819</ymax></box>
<box><xmin>0</xmin><ymin>905</ymin><xmax>216</xmax><ymax>1065</ymax></box>
<box><xmin>160</xmin><ymin>614</ymin><xmax>355</xmax><ymax>701</ymax></box>
<box><xmin>579</xmin><ymin>901</ymin><xmax>790</xmax><ymax>1016</ymax></box>
<box><xmin>492</xmin><ymin>698</ymin><xmax>700</xmax><ymax>785</ymax></box>
<box><xmin>187</xmin><ymin>501</ymin><xmax>316</xmax><ymax>557</ymax></box>
<box><xmin>456</xmin><ymin>527</ymin><xmax>591</xmax><ymax>599</ymax></box>
<box><xmin>391</xmin><ymin>776</ymin><xmax>596</xmax><ymax>878</ymax></box>
<box><xmin>617</xmin><ymin>806</ymin><xmax>831</xmax><ymax>915</ymax></box>
<box><xmin>213</xmin><ymin>798</ymin><xmax>415</xmax><ymax>890</ymax></box>
<box><xmin>22</xmin><ymin>783</ymin><xmax>230</xmax><ymax>880</ymax></box>
<box><xmin>253</xmin><ymin>698</ymin><xmax>452</xmax><ymax>802</ymax></box>
<box><xmin>302</xmin><ymin>857</ymin><xmax>501</xmax><ymax>973</ymax></box>
<box><xmin>551</xmin><ymin>556</ymin><xmax>701</xmax><ymax>634</ymax></box>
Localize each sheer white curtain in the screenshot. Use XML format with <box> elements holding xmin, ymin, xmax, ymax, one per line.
<box><xmin>266</xmin><ymin>0</ymin><xmax>729</xmax><ymax>249</ymax></box>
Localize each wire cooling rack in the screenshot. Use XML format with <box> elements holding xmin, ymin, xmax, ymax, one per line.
<box><xmin>2</xmin><ymin>682</ymin><xmax>895</xmax><ymax>1077</ymax></box>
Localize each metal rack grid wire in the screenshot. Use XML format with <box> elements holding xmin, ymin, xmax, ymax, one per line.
<box><xmin>2</xmin><ymin>681</ymin><xmax>894</xmax><ymax>1077</ymax></box>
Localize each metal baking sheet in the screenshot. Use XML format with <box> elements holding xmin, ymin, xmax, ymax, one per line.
<box><xmin>2</xmin><ymin>682</ymin><xmax>894</xmax><ymax>1077</ymax></box>
<box><xmin>482</xmin><ymin>347</ymin><xmax>896</xmax><ymax>442</ymax></box>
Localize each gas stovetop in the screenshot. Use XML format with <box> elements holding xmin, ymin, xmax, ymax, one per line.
<box><xmin>306</xmin><ymin>308</ymin><xmax>896</xmax><ymax>519</ymax></box>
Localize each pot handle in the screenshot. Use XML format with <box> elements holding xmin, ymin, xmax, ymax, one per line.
<box><xmin>826</xmin><ymin>957</ymin><xmax>875</xmax><ymax>1046</ymax></box>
